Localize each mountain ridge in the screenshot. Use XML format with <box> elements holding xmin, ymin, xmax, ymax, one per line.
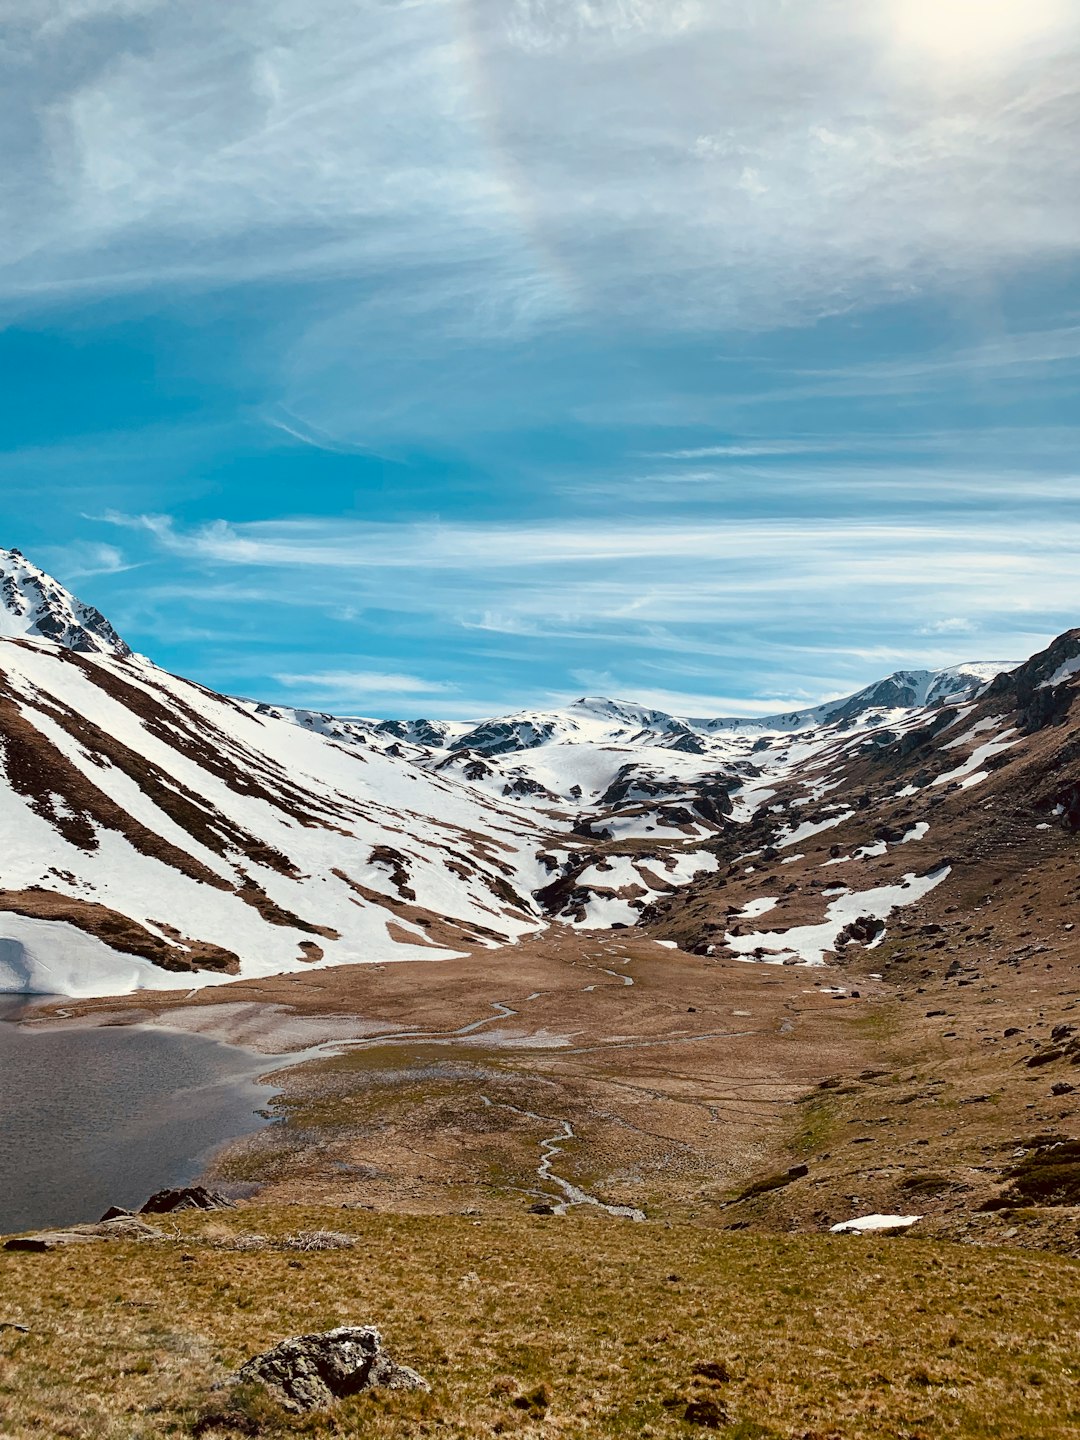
<box><xmin>0</xmin><ymin>547</ymin><xmax>1073</xmax><ymax>1000</ymax></box>
<box><xmin>0</xmin><ymin>547</ymin><xmax>131</xmax><ymax>658</ymax></box>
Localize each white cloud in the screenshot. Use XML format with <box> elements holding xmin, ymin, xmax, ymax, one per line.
<box><xmin>101</xmin><ymin>511</ymin><xmax>1080</xmax><ymax>651</ymax></box>
<box><xmin>2</xmin><ymin>0</ymin><xmax>1077</xmax><ymax>337</ymax></box>
<box><xmin>653</xmin><ymin>440</ymin><xmax>846</xmax><ymax>459</ymax></box>
<box><xmin>41</xmin><ymin>540</ymin><xmax>143</xmax><ymax>580</ymax></box>
<box><xmin>920</xmin><ymin>617</ymin><xmax>977</xmax><ymax>634</ymax></box>
<box><xmin>273</xmin><ymin>669</ymin><xmax>455</xmax><ymax>695</ymax></box>
<box><xmin>501</xmin><ymin>0</ymin><xmax>706</xmax><ymax>52</ymax></box>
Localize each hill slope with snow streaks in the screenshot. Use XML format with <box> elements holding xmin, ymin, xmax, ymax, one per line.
<box><xmin>5</xmin><ymin>546</ymin><xmax>1062</xmax><ymax>998</ymax></box>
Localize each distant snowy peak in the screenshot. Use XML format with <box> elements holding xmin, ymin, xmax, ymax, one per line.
<box><xmin>0</xmin><ymin>548</ymin><xmax>130</xmax><ymax>658</ymax></box>
<box><xmin>924</xmin><ymin>663</ymin><xmax>1017</xmax><ymax>705</ymax></box>
<box><xmin>378</xmin><ymin>717</ymin><xmax>469</xmax><ymax>750</ymax></box>
<box><xmin>570</xmin><ymin>697</ymin><xmax>686</xmax><ymax>730</ymax></box>
<box><xmin>694</xmin><ymin>663</ymin><xmax>1017</xmax><ymax>734</ymax></box>
<box><xmin>299</xmin><ymin>664</ymin><xmax>1022</xmax><ymax>764</ymax></box>
<box><xmin>810</xmin><ymin>663</ymin><xmax>1015</xmax><ymax>725</ymax></box>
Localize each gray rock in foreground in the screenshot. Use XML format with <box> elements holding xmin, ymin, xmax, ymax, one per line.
<box><xmin>232</xmin><ymin>1326</ymin><xmax>429</xmax><ymax>1412</ymax></box>
<box><xmin>4</xmin><ymin>1217</ymin><xmax>163</xmax><ymax>1251</ymax></box>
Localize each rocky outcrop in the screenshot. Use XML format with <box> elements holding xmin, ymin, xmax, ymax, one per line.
<box><xmin>0</xmin><ymin>548</ymin><xmax>131</xmax><ymax>657</ymax></box>
<box><xmin>4</xmin><ymin>1216</ymin><xmax>163</xmax><ymax>1251</ymax></box>
<box><xmin>450</xmin><ymin>717</ymin><xmax>558</xmax><ymax>756</ymax></box>
<box><xmin>139</xmin><ymin>1185</ymin><xmax>235</xmax><ymax>1215</ymax></box>
<box><xmin>983</xmin><ymin>627</ymin><xmax>1080</xmax><ymax>733</ymax></box>
<box><xmin>231</xmin><ymin>1326</ymin><xmax>428</xmax><ymax>1412</ymax></box>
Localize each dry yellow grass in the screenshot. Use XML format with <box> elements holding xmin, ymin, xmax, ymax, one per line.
<box><xmin>1</xmin><ymin>1207</ymin><xmax>1078</xmax><ymax>1439</ymax></box>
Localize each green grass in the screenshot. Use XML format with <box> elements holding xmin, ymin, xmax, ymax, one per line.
<box><xmin>1</xmin><ymin>1208</ymin><xmax>1078</xmax><ymax>1439</ymax></box>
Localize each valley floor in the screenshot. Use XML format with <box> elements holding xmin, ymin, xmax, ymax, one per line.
<box><xmin>6</xmin><ymin>916</ymin><xmax>1078</xmax><ymax>1438</ymax></box>
<box><xmin>34</xmin><ymin>920</ymin><xmax>1080</xmax><ymax>1250</ymax></box>
<box><xmin>30</xmin><ymin>929</ymin><xmax>886</xmax><ymax>1224</ymax></box>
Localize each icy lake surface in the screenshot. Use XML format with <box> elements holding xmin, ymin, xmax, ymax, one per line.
<box><xmin>0</xmin><ymin>996</ymin><xmax>275</xmax><ymax>1234</ymax></box>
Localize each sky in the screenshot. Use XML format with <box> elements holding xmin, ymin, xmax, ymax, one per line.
<box><xmin>2</xmin><ymin>0</ymin><xmax>1080</xmax><ymax>719</ymax></box>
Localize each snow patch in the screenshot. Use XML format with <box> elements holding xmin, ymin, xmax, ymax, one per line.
<box><xmin>830</xmin><ymin>1214</ymin><xmax>922</xmax><ymax>1234</ymax></box>
<box><xmin>1039</xmin><ymin>654</ymin><xmax>1080</xmax><ymax>689</ymax></box>
<box><xmin>933</xmin><ymin>729</ymin><xmax>1018</xmax><ymax>788</ymax></box>
<box><xmin>724</xmin><ymin>868</ymin><xmax>950</xmax><ymax>967</ymax></box>
<box><xmin>738</xmin><ymin>896</ymin><xmax>779</xmax><ymax>919</ymax></box>
<box><xmin>776</xmin><ymin>811</ymin><xmax>852</xmax><ymax>850</ymax></box>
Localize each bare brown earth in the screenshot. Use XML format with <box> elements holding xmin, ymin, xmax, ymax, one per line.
<box><xmin>35</xmin><ymin>908</ymin><xmax>1079</xmax><ymax>1256</ymax></box>
<box><xmin>43</xmin><ymin>930</ymin><xmax>877</xmax><ymax>1222</ymax></box>
<box><xmin>631</xmin><ymin>645</ymin><xmax>1080</xmax><ymax>1251</ymax></box>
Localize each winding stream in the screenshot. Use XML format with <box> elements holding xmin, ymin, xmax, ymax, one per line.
<box><xmin>482</xmin><ymin>1095</ymin><xmax>645</xmax><ymax>1221</ymax></box>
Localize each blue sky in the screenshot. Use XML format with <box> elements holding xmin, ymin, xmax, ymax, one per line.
<box><xmin>3</xmin><ymin>0</ymin><xmax>1080</xmax><ymax>718</ymax></box>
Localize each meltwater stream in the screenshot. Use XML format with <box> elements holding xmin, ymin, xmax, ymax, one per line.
<box><xmin>0</xmin><ymin>997</ymin><xmax>278</xmax><ymax>1236</ymax></box>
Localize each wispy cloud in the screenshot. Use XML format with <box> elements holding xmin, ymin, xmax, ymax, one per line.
<box><xmin>97</xmin><ymin>510</ymin><xmax>1080</xmax><ymax>684</ymax></box>
<box><xmin>919</xmin><ymin>617</ymin><xmax>978</xmax><ymax>635</ymax></box>
<box><xmin>260</xmin><ymin>406</ymin><xmax>384</xmax><ymax>456</ymax></box>
<box><xmin>274</xmin><ymin>668</ymin><xmax>455</xmax><ymax>696</ymax></box>
<box><xmin>100</xmin><ymin>508</ymin><xmax>1080</xmax><ymax>581</ymax></box>
<box><xmin>651</xmin><ymin>440</ymin><xmax>851</xmax><ymax>459</ymax></box>
<box><xmin>40</xmin><ymin>540</ymin><xmax>144</xmax><ymax>580</ymax></box>
<box><xmin>3</xmin><ymin>0</ymin><xmax>1078</xmax><ymax>338</ymax></box>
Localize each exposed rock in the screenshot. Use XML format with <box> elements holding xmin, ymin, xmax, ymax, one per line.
<box><xmin>692</xmin><ymin>1361</ymin><xmax>731</xmax><ymax>1382</ymax></box>
<box><xmin>1026</xmin><ymin>1047</ymin><xmax>1065</xmax><ymax>1069</ymax></box>
<box><xmin>94</xmin><ymin>1216</ymin><xmax>165</xmax><ymax>1240</ymax></box>
<box><xmin>981</xmin><ymin>1137</ymin><xmax>1080</xmax><ymax>1209</ymax></box>
<box><xmin>139</xmin><ymin>1185</ymin><xmax>234</xmax><ymax>1215</ymax></box>
<box><xmin>231</xmin><ymin>1326</ymin><xmax>429</xmax><ymax>1412</ymax></box>
<box><xmin>4</xmin><ymin>1217</ymin><xmax>163</xmax><ymax>1251</ymax></box>
<box><xmin>836</xmin><ymin>914</ymin><xmax>886</xmax><ymax>947</ymax></box>
<box><xmin>728</xmin><ymin>1163</ymin><xmax>809</xmax><ymax>1204</ymax></box>
<box><xmin>4</xmin><ymin>1233</ymin><xmax>100</xmax><ymax>1253</ymax></box>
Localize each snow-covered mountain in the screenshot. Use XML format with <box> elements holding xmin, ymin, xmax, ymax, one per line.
<box><xmin>0</xmin><ymin>548</ymin><xmax>1039</xmax><ymax>997</ymax></box>
<box><xmin>0</xmin><ymin>548</ymin><xmax>130</xmax><ymax>657</ymax></box>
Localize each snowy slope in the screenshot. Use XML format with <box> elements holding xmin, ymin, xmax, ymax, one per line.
<box><xmin>0</xmin><ymin>549</ymin><xmax>1038</xmax><ymax>996</ymax></box>
<box><xmin>0</xmin><ymin>638</ymin><xmax>559</xmax><ymax>994</ymax></box>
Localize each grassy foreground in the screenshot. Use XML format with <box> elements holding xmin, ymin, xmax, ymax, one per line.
<box><xmin>1</xmin><ymin>1208</ymin><xmax>1077</xmax><ymax>1440</ymax></box>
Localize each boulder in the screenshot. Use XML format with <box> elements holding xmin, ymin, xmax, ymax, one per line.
<box><xmin>139</xmin><ymin>1185</ymin><xmax>234</xmax><ymax>1215</ymax></box>
<box><xmin>95</xmin><ymin>1216</ymin><xmax>165</xmax><ymax>1240</ymax></box>
<box><xmin>4</xmin><ymin>1217</ymin><xmax>163</xmax><ymax>1251</ymax></box>
<box><xmin>4</xmin><ymin>1232</ymin><xmax>101</xmax><ymax>1252</ymax></box>
<box><xmin>231</xmin><ymin>1326</ymin><xmax>428</xmax><ymax>1412</ymax></box>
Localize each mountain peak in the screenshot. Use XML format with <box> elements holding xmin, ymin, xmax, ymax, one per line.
<box><xmin>0</xmin><ymin>547</ymin><xmax>131</xmax><ymax>658</ymax></box>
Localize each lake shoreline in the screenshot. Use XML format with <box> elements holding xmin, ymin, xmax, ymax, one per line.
<box><xmin>0</xmin><ymin>994</ymin><xmax>308</xmax><ymax>1236</ymax></box>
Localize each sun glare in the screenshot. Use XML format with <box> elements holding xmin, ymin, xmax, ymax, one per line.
<box><xmin>891</xmin><ymin>0</ymin><xmax>1066</xmax><ymax>65</ymax></box>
